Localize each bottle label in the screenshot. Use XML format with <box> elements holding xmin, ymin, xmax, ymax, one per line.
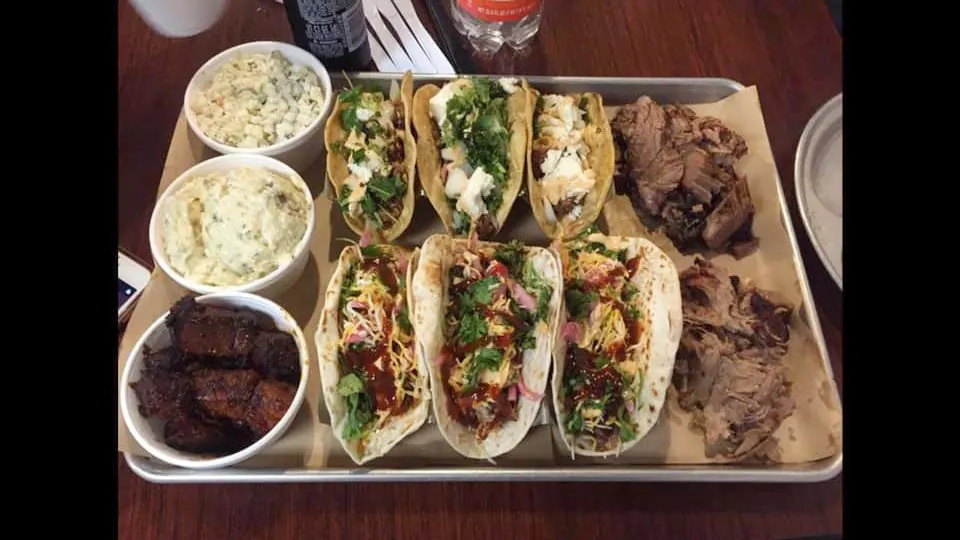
<box><xmin>457</xmin><ymin>0</ymin><xmax>541</xmax><ymax>22</ymax></box>
<box><xmin>295</xmin><ymin>0</ymin><xmax>368</xmax><ymax>58</ymax></box>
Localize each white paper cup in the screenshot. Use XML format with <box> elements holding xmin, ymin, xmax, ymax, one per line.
<box><xmin>183</xmin><ymin>41</ymin><xmax>334</xmax><ymax>173</ymax></box>
<box><xmin>119</xmin><ymin>292</ymin><xmax>310</xmax><ymax>470</ymax></box>
<box><xmin>128</xmin><ymin>0</ymin><xmax>230</xmax><ymax>38</ymax></box>
<box><xmin>148</xmin><ymin>153</ymin><xmax>316</xmax><ymax>300</ymax></box>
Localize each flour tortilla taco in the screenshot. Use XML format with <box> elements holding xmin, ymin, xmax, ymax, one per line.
<box><xmin>411</xmin><ymin>76</ymin><xmax>529</xmax><ymax>239</ymax></box>
<box><xmin>527</xmin><ymin>90</ymin><xmax>615</xmax><ymax>240</ymax></box>
<box><xmin>553</xmin><ymin>228</ymin><xmax>683</xmax><ymax>458</ymax></box>
<box><xmin>411</xmin><ymin>234</ymin><xmax>562</xmax><ymax>460</ymax></box>
<box><xmin>316</xmin><ymin>243</ymin><xmax>429</xmax><ymax>465</ymax></box>
<box><xmin>325</xmin><ymin>72</ymin><xmax>417</xmax><ymax>242</ymax></box>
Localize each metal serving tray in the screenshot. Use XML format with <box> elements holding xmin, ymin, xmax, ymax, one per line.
<box><xmin>124</xmin><ymin>75</ymin><xmax>841</xmax><ymax>484</ymax></box>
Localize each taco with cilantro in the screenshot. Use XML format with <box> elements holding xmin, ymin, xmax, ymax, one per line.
<box><xmin>325</xmin><ymin>72</ymin><xmax>417</xmax><ymax>242</ymax></box>
<box><xmin>316</xmin><ymin>243</ymin><xmax>429</xmax><ymax>465</ymax></box>
<box><xmin>553</xmin><ymin>228</ymin><xmax>683</xmax><ymax>458</ymax></box>
<box><xmin>411</xmin><ymin>76</ymin><xmax>529</xmax><ymax>239</ymax></box>
<box><xmin>411</xmin><ymin>234</ymin><xmax>562</xmax><ymax>460</ymax></box>
<box><xmin>526</xmin><ymin>90</ymin><xmax>615</xmax><ymax>239</ymax></box>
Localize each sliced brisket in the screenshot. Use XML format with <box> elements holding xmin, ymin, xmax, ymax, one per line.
<box><xmin>611</xmin><ymin>97</ymin><xmax>757</xmax><ymax>257</ymax></box>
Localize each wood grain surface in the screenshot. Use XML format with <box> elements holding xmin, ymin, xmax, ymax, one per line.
<box><xmin>117</xmin><ymin>0</ymin><xmax>843</xmax><ymax>538</ymax></box>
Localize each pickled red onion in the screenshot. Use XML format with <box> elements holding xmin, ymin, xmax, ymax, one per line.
<box><xmin>346</xmin><ymin>328</ymin><xmax>368</xmax><ymax>344</ymax></box>
<box><xmin>561</xmin><ymin>322</ymin><xmax>581</xmax><ymax>343</ymax></box>
<box><xmin>511</xmin><ymin>282</ymin><xmax>537</xmax><ymax>312</ymax></box>
<box><xmin>518</xmin><ymin>378</ymin><xmax>542</xmax><ymax>401</ymax></box>
<box><xmin>359</xmin><ymin>228</ymin><xmax>373</xmax><ymax>247</ymax></box>
<box><xmin>507</xmin><ymin>385</ymin><xmax>518</xmax><ymax>401</ymax></box>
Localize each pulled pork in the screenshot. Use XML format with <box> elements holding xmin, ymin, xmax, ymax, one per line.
<box><xmin>672</xmin><ymin>259</ymin><xmax>795</xmax><ymax>461</ymax></box>
<box><xmin>611</xmin><ymin>97</ymin><xmax>758</xmax><ymax>258</ymax></box>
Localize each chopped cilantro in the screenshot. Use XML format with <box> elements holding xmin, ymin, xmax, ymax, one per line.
<box><xmin>363</xmin><ymin>120</ymin><xmax>383</xmax><ymax>137</ymax></box>
<box><xmin>455</xmin><ymin>311</ymin><xmax>488</xmax><ymax>345</ymax></box>
<box><xmin>459</xmin><ymin>276</ymin><xmax>500</xmax><ymax>310</ymax></box>
<box><xmin>494</xmin><ymin>239</ymin><xmax>526</xmax><ymax>277</ymax></box>
<box><xmin>398</xmin><ymin>304</ymin><xmax>413</xmax><ymax>333</ymax></box>
<box><xmin>439</xmin><ymin>78</ymin><xmax>510</xmax><ymax>214</ymax></box>
<box><xmin>565</xmin><ymin>410</ymin><xmax>583</xmax><ymax>434</ymax></box>
<box><xmin>337</xmin><ymin>185</ymin><xmax>353</xmax><ymax>214</ymax></box>
<box><xmin>521</xmin><ymin>260</ymin><xmax>553</xmax><ymax>323</ymax></box>
<box><xmin>617</xmin><ymin>406</ymin><xmax>637</xmax><ymax>442</ymax></box>
<box><xmin>462</xmin><ymin>347</ymin><xmax>504</xmax><ymax>392</ymax></box>
<box><xmin>509</xmin><ymin>298</ymin><xmax>537</xmax><ymax>351</ymax></box>
<box><xmin>341</xmin><ymin>105</ymin><xmax>359</xmax><ymax>131</ymax></box>
<box><xmin>360</xmin><ymin>245</ymin><xmax>382</xmax><ymax>258</ymax></box>
<box><xmin>565</xmin><ymin>285</ymin><xmax>597</xmax><ymax>321</ymax></box>
<box><xmin>584</xmin><ymin>241</ymin><xmax>626</xmax><ymax>263</ymax></box>
<box><xmin>576</xmin><ymin>225</ymin><xmax>601</xmax><ymax>239</ymax></box>
<box><xmin>517</xmin><ymin>329</ymin><xmax>536</xmax><ymax>350</ymax></box>
<box><xmin>337</xmin><ymin>372</ymin><xmax>374</xmax><ymax>441</ymax></box>
<box><xmin>339</xmin><ymin>174</ymin><xmax>406</xmax><ymax>229</ymax></box>
<box><xmin>452</xmin><ymin>210</ymin><xmax>470</xmax><ymax>235</ymax></box>
<box><xmin>367</xmin><ymin>175</ymin><xmax>405</xmax><ymax>203</ymax></box>
<box><xmin>337</xmin><ymin>86</ymin><xmax>365</xmax><ymax>104</ymax></box>
<box><xmin>338</xmin><ymin>266</ymin><xmax>359</xmax><ymax>310</ymax></box>
<box><xmin>336</xmin><ymin>372</ymin><xmax>365</xmax><ymax>396</ymax></box>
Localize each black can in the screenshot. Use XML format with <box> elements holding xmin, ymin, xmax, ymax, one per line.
<box><xmin>283</xmin><ymin>0</ymin><xmax>373</xmax><ymax>72</ymax></box>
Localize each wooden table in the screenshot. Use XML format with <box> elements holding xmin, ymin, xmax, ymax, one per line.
<box><xmin>117</xmin><ymin>1</ymin><xmax>843</xmax><ymax>538</ymax></box>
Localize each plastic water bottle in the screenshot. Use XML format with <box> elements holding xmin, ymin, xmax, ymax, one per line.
<box><xmin>451</xmin><ymin>0</ymin><xmax>545</xmax><ymax>54</ymax></box>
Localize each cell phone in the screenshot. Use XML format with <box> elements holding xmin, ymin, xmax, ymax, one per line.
<box><xmin>119</xmin><ymin>250</ymin><xmax>151</xmax><ymax>323</ymax></box>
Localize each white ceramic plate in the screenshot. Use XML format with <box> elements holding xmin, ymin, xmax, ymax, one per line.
<box><xmin>795</xmin><ymin>93</ymin><xmax>842</xmax><ymax>290</ymax></box>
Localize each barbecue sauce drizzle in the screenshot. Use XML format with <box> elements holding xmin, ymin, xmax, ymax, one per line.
<box><xmin>440</xmin><ymin>250</ymin><xmax>525</xmax><ymax>435</ymax></box>
<box><xmin>562</xmin><ymin>254</ymin><xmax>643</xmax><ymax>447</ymax></box>
<box><xmin>340</xmin><ymin>255</ymin><xmax>414</xmax><ymax>419</ymax></box>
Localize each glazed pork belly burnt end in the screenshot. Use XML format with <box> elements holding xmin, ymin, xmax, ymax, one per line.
<box><xmin>244</xmin><ymin>379</ymin><xmax>299</xmax><ymax>438</ymax></box>
<box><xmin>163</xmin><ymin>416</ymin><xmax>251</xmax><ymax>454</ymax></box>
<box><xmin>190</xmin><ymin>368</ymin><xmax>262</xmax><ymax>425</ymax></box>
<box><xmin>127</xmin><ymin>295</ymin><xmax>304</xmax><ymax>455</ymax></box>
<box><xmin>611</xmin><ymin>96</ymin><xmax>757</xmax><ymax>257</ymax></box>
<box><xmin>672</xmin><ymin>258</ymin><xmax>795</xmax><ymax>461</ymax></box>
<box><xmin>164</xmin><ymin>296</ymin><xmax>301</xmax><ymax>380</ymax></box>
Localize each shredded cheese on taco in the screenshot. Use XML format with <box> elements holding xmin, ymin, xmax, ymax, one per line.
<box><xmin>436</xmin><ymin>240</ymin><xmax>554</xmax><ymax>442</ymax></box>
<box><xmin>334</xmin><ymin>246</ymin><xmax>420</xmax><ymax>445</ymax></box>
<box><xmin>558</xmin><ymin>229</ymin><xmax>648</xmax><ymax>453</ymax></box>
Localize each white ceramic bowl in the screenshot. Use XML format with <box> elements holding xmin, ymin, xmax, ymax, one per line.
<box><xmin>149</xmin><ymin>153</ymin><xmax>315</xmax><ymax>299</ymax></box>
<box><xmin>119</xmin><ymin>292</ymin><xmax>310</xmax><ymax>470</ymax></box>
<box><xmin>183</xmin><ymin>41</ymin><xmax>333</xmax><ymax>172</ymax></box>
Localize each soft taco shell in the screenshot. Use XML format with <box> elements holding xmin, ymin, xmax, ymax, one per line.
<box><xmin>316</xmin><ymin>244</ymin><xmax>429</xmax><ymax>465</ymax></box>
<box><xmin>527</xmin><ymin>90</ymin><xmax>615</xmax><ymax>240</ymax></box>
<box><xmin>552</xmin><ymin>233</ymin><xmax>683</xmax><ymax>458</ymax></box>
<box><xmin>324</xmin><ymin>72</ymin><xmax>418</xmax><ymax>242</ymax></box>
<box><xmin>411</xmin><ymin>234</ymin><xmax>562</xmax><ymax>460</ymax></box>
<box><xmin>411</xmin><ymin>78</ymin><xmax>530</xmax><ymax>238</ymax></box>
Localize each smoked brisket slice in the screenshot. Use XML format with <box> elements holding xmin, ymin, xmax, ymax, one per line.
<box><xmin>611</xmin><ymin>97</ymin><xmax>757</xmax><ymax>257</ymax></box>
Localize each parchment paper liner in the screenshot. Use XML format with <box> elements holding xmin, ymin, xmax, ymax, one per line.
<box><xmin>117</xmin><ymin>86</ymin><xmax>843</xmax><ymax>469</ymax></box>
